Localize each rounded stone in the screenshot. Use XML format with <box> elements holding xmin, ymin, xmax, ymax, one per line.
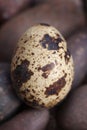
<box><xmin>57</xmin><ymin>85</ymin><xmax>87</xmax><ymax>130</ymax></box>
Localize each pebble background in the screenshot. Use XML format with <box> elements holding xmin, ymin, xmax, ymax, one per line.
<box><xmin>0</xmin><ymin>0</ymin><xmax>87</xmax><ymax>130</ymax></box>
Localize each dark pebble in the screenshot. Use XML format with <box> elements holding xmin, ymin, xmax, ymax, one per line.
<box><xmin>0</xmin><ymin>63</ymin><xmax>21</xmax><ymax>123</ymax></box>
<box><xmin>67</xmin><ymin>28</ymin><xmax>87</xmax><ymax>89</ymax></box>
<box><xmin>57</xmin><ymin>84</ymin><xmax>87</xmax><ymax>130</ymax></box>
<box><xmin>0</xmin><ymin>109</ymin><xmax>49</xmax><ymax>130</ymax></box>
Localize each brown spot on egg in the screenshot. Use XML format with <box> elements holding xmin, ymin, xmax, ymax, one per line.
<box><xmin>21</xmin><ymin>47</ymin><xmax>25</xmax><ymax>50</ymax></box>
<box><xmin>38</xmin><ymin>63</ymin><xmax>55</xmax><ymax>72</ymax></box>
<box><xmin>35</xmin><ymin>44</ymin><xmax>39</xmax><ymax>47</ymax></box>
<box><xmin>42</xmin><ymin>72</ymin><xmax>50</xmax><ymax>78</ymax></box>
<box><xmin>38</xmin><ymin>63</ymin><xmax>55</xmax><ymax>78</ymax></box>
<box><xmin>40</xmin><ymin>23</ymin><xmax>50</xmax><ymax>26</ymax></box>
<box><xmin>59</xmin><ymin>53</ymin><xmax>63</xmax><ymax>59</ymax></box>
<box><xmin>40</xmin><ymin>34</ymin><xmax>63</xmax><ymax>50</ymax></box>
<box><xmin>20</xmin><ymin>88</ymin><xmax>30</xmax><ymax>96</ymax></box>
<box><xmin>30</xmin><ymin>35</ymin><xmax>32</xmax><ymax>39</ymax></box>
<box><xmin>23</xmin><ymin>97</ymin><xmax>38</xmax><ymax>108</ymax></box>
<box><xmin>65</xmin><ymin>49</ymin><xmax>71</xmax><ymax>64</ymax></box>
<box><xmin>52</xmin><ymin>51</ymin><xmax>56</xmax><ymax>54</ymax></box>
<box><xmin>29</xmin><ymin>95</ymin><xmax>35</xmax><ymax>100</ymax></box>
<box><xmin>41</xmin><ymin>63</ymin><xmax>55</xmax><ymax>72</ymax></box>
<box><xmin>31</xmin><ymin>52</ymin><xmax>34</xmax><ymax>55</ymax></box>
<box><xmin>12</xmin><ymin>59</ymin><xmax>34</xmax><ymax>88</ymax></box>
<box><xmin>45</xmin><ymin>74</ymin><xmax>67</xmax><ymax>96</ymax></box>
<box><xmin>32</xmin><ymin>89</ymin><xmax>35</xmax><ymax>93</ymax></box>
<box><xmin>37</xmin><ymin>67</ymin><xmax>41</xmax><ymax>71</ymax></box>
<box><xmin>24</xmin><ymin>40</ymin><xmax>28</xmax><ymax>43</ymax></box>
<box><xmin>41</xmin><ymin>103</ymin><xmax>45</xmax><ymax>106</ymax></box>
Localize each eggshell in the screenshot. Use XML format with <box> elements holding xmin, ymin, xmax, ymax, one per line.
<box><xmin>11</xmin><ymin>24</ymin><xmax>74</xmax><ymax>108</ymax></box>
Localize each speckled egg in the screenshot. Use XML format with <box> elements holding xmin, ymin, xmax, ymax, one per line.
<box><xmin>11</xmin><ymin>23</ymin><xmax>74</xmax><ymax>108</ymax></box>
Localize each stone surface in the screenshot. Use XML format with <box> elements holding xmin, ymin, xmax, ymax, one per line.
<box><xmin>46</xmin><ymin>115</ymin><xmax>59</xmax><ymax>130</ymax></box>
<box><xmin>0</xmin><ymin>109</ymin><xmax>49</xmax><ymax>130</ymax></box>
<box><xmin>0</xmin><ymin>63</ymin><xmax>21</xmax><ymax>123</ymax></box>
<box><xmin>67</xmin><ymin>28</ymin><xmax>87</xmax><ymax>89</ymax></box>
<box><xmin>57</xmin><ymin>85</ymin><xmax>87</xmax><ymax>130</ymax></box>
<box><xmin>0</xmin><ymin>0</ymin><xmax>44</xmax><ymax>24</ymax></box>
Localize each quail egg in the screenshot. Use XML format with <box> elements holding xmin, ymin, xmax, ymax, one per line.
<box><xmin>11</xmin><ymin>23</ymin><xmax>74</xmax><ymax>108</ymax></box>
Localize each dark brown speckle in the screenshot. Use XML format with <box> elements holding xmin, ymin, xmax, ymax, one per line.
<box><xmin>65</xmin><ymin>49</ymin><xmax>71</xmax><ymax>64</ymax></box>
<box><xmin>12</xmin><ymin>59</ymin><xmax>34</xmax><ymax>88</ymax></box>
<box><xmin>40</xmin><ymin>23</ymin><xmax>50</xmax><ymax>26</ymax></box>
<box><xmin>48</xmin><ymin>56</ymin><xmax>50</xmax><ymax>58</ymax></box>
<box><xmin>31</xmin><ymin>52</ymin><xmax>34</xmax><ymax>55</ymax></box>
<box><xmin>20</xmin><ymin>88</ymin><xmax>30</xmax><ymax>96</ymax></box>
<box><xmin>30</xmin><ymin>36</ymin><xmax>32</xmax><ymax>39</ymax></box>
<box><xmin>42</xmin><ymin>72</ymin><xmax>50</xmax><ymax>78</ymax></box>
<box><xmin>45</xmin><ymin>74</ymin><xmax>67</xmax><ymax>96</ymax></box>
<box><xmin>40</xmin><ymin>34</ymin><xmax>63</xmax><ymax>50</ymax></box>
<box><xmin>41</xmin><ymin>63</ymin><xmax>55</xmax><ymax>72</ymax></box>
<box><xmin>32</xmin><ymin>89</ymin><xmax>35</xmax><ymax>93</ymax></box>
<box><xmin>52</xmin><ymin>51</ymin><xmax>56</xmax><ymax>54</ymax></box>
<box><xmin>24</xmin><ymin>40</ymin><xmax>28</xmax><ymax>43</ymax></box>
<box><xmin>38</xmin><ymin>63</ymin><xmax>55</xmax><ymax>78</ymax></box>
